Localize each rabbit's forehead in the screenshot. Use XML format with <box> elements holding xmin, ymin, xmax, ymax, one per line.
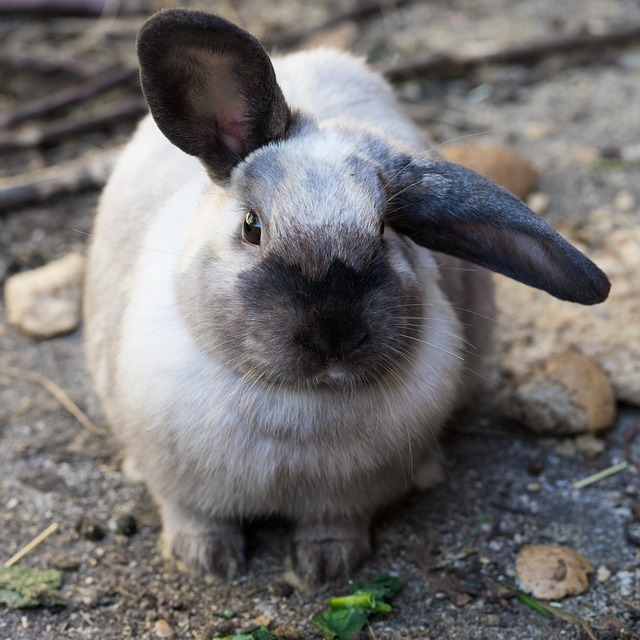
<box><xmin>237</xmin><ymin>139</ymin><xmax>385</xmax><ymax>228</ymax></box>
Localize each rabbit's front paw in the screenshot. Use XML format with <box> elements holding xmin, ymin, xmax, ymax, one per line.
<box><xmin>161</xmin><ymin>506</ymin><xmax>245</xmax><ymax>580</ymax></box>
<box><xmin>292</xmin><ymin>519</ymin><xmax>371</xmax><ymax>590</ymax></box>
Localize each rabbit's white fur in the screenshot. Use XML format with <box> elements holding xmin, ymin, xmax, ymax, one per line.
<box><xmin>84</xmin><ymin>10</ymin><xmax>608</xmax><ymax>588</ymax></box>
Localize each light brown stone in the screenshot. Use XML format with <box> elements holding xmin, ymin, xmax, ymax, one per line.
<box><xmin>501</xmin><ymin>351</ymin><xmax>616</xmax><ymax>434</ymax></box>
<box><xmin>441</xmin><ymin>143</ymin><xmax>538</xmax><ymax>200</ymax></box>
<box><xmin>516</xmin><ymin>544</ymin><xmax>593</xmax><ymax>600</ymax></box>
<box><xmin>4</xmin><ymin>252</ymin><xmax>85</xmax><ymax>338</ymax></box>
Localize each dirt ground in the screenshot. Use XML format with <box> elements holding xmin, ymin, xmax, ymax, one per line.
<box><xmin>1</xmin><ymin>0</ymin><xmax>639</xmax><ymax>638</ymax></box>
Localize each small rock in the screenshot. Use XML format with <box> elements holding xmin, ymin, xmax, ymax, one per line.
<box><xmin>523</xmin><ymin>122</ymin><xmax>552</xmax><ymax>142</ymax></box>
<box><xmin>501</xmin><ymin>351</ymin><xmax>616</xmax><ymax>435</ymax></box>
<box><xmin>554</xmin><ymin>438</ymin><xmax>577</xmax><ymax>458</ymax></box>
<box><xmin>4</xmin><ymin>252</ymin><xmax>85</xmax><ymax>338</ymax></box>
<box><xmin>271</xmin><ymin>624</ymin><xmax>306</xmax><ymax>640</ymax></box>
<box><xmin>153</xmin><ymin>619</ymin><xmax>175</xmax><ymax>638</ymax></box>
<box><xmin>614</xmin><ymin>190</ymin><xmax>636</xmax><ymax>213</ymax></box>
<box><xmin>596</xmin><ymin>566</ymin><xmax>611</xmax><ymax>582</ymax></box>
<box><xmin>616</xmin><ymin>570</ymin><xmax>636</xmax><ymax>597</ymax></box>
<box><xmin>516</xmin><ymin>544</ymin><xmax>593</xmax><ymax>599</ymax></box>
<box><xmin>50</xmin><ymin>554</ymin><xmax>81</xmax><ymax>571</ymax></box>
<box><xmin>250</xmin><ymin>615</ymin><xmax>272</xmax><ymax>627</ymax></box>
<box><xmin>299</xmin><ymin>20</ymin><xmax>359</xmax><ymax>51</ymax></box>
<box><xmin>526</xmin><ymin>191</ymin><xmax>550</xmax><ymax>215</ymax></box>
<box><xmin>574</xmin><ymin>433</ymin><xmax>607</xmax><ymax>457</ymax></box>
<box><xmin>440</xmin><ymin>144</ymin><xmax>538</xmax><ymax>200</ymax></box>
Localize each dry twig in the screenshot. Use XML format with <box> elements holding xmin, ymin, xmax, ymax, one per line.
<box><xmin>0</xmin><ymin>99</ymin><xmax>145</xmax><ymax>152</ymax></box>
<box><xmin>0</xmin><ymin>367</ymin><xmax>107</xmax><ymax>436</ymax></box>
<box><xmin>0</xmin><ymin>68</ymin><xmax>138</xmax><ymax>129</ymax></box>
<box><xmin>0</xmin><ymin>146</ymin><xmax>122</xmax><ymax>212</ymax></box>
<box><xmin>0</xmin><ymin>0</ymin><xmax>138</xmax><ymax>16</ymax></box>
<box><xmin>384</xmin><ymin>22</ymin><xmax>640</xmax><ymax>81</ymax></box>
<box><xmin>3</xmin><ymin>523</ymin><xmax>60</xmax><ymax>567</ymax></box>
<box><xmin>264</xmin><ymin>0</ymin><xmax>416</xmax><ymax>49</ymax></box>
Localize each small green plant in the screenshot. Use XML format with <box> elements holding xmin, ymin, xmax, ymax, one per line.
<box><xmin>0</xmin><ymin>565</ymin><xmax>65</xmax><ymax>609</ymax></box>
<box><xmin>312</xmin><ymin>574</ymin><xmax>402</xmax><ymax>640</ymax></box>
<box><xmin>212</xmin><ymin>625</ymin><xmax>276</xmax><ymax>640</ymax></box>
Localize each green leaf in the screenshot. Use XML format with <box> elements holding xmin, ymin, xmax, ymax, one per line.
<box><xmin>0</xmin><ymin>565</ymin><xmax>65</xmax><ymax>609</ymax></box>
<box><xmin>212</xmin><ymin>625</ymin><xmax>276</xmax><ymax>640</ymax></box>
<box><xmin>244</xmin><ymin>627</ymin><xmax>277</xmax><ymax>640</ymax></box>
<box><xmin>312</xmin><ymin>607</ymin><xmax>370</xmax><ymax>640</ymax></box>
<box><xmin>347</xmin><ymin>574</ymin><xmax>402</xmax><ymax>602</ymax></box>
<box><xmin>516</xmin><ymin>593</ymin><xmax>554</xmax><ymax>618</ymax></box>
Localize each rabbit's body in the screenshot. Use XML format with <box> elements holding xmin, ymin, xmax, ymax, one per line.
<box><xmin>84</xmin><ymin>10</ymin><xmax>609</xmax><ymax>587</ymax></box>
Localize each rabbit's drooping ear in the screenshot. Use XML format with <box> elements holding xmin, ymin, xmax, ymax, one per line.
<box><xmin>137</xmin><ymin>9</ymin><xmax>291</xmax><ymax>180</ymax></box>
<box><xmin>387</xmin><ymin>159</ymin><xmax>610</xmax><ymax>305</ymax></box>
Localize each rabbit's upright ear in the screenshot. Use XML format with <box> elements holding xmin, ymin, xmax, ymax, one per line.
<box><xmin>137</xmin><ymin>9</ymin><xmax>291</xmax><ymax>180</ymax></box>
<box><xmin>386</xmin><ymin>158</ymin><xmax>610</xmax><ymax>305</ymax></box>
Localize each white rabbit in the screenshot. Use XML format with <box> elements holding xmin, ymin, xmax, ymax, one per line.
<box><xmin>84</xmin><ymin>9</ymin><xmax>610</xmax><ymax>588</ymax></box>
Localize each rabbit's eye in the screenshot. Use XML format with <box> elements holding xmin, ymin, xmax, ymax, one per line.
<box><xmin>242</xmin><ymin>210</ymin><xmax>261</xmax><ymax>245</ymax></box>
<box><xmin>380</xmin><ymin>221</ymin><xmax>385</xmax><ymax>235</ymax></box>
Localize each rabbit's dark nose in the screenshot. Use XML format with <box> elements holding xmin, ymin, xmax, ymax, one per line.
<box><xmin>301</xmin><ymin>317</ymin><xmax>369</xmax><ymax>363</ymax></box>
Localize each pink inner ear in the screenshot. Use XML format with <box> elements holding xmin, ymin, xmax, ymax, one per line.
<box><xmin>219</xmin><ymin>113</ymin><xmax>249</xmax><ymax>156</ymax></box>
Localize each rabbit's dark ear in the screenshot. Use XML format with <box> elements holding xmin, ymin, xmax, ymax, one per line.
<box><xmin>137</xmin><ymin>9</ymin><xmax>291</xmax><ymax>181</ymax></box>
<box><xmin>386</xmin><ymin>158</ymin><xmax>610</xmax><ymax>305</ymax></box>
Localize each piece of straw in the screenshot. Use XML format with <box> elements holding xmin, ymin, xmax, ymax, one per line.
<box><xmin>0</xmin><ymin>367</ymin><xmax>107</xmax><ymax>436</ymax></box>
<box><xmin>3</xmin><ymin>523</ymin><xmax>60</xmax><ymax>567</ymax></box>
<box><xmin>573</xmin><ymin>461</ymin><xmax>629</xmax><ymax>490</ymax></box>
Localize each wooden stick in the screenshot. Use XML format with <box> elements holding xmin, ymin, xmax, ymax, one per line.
<box><xmin>0</xmin><ymin>99</ymin><xmax>145</xmax><ymax>152</ymax></box>
<box><xmin>264</xmin><ymin>0</ymin><xmax>416</xmax><ymax>49</ymax></box>
<box><xmin>3</xmin><ymin>523</ymin><xmax>60</xmax><ymax>567</ymax></box>
<box><xmin>0</xmin><ymin>146</ymin><xmax>122</xmax><ymax>213</ymax></box>
<box><xmin>0</xmin><ymin>68</ymin><xmax>139</xmax><ymax>129</ymax></box>
<box><xmin>0</xmin><ymin>0</ymin><xmax>138</xmax><ymax>16</ymax></box>
<box><xmin>384</xmin><ymin>23</ymin><xmax>640</xmax><ymax>81</ymax></box>
<box><xmin>1</xmin><ymin>47</ymin><xmax>106</xmax><ymax>77</ymax></box>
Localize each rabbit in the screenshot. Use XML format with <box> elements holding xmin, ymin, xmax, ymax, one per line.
<box><xmin>83</xmin><ymin>8</ymin><xmax>610</xmax><ymax>589</ymax></box>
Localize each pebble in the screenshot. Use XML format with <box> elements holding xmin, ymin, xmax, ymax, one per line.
<box><xmin>4</xmin><ymin>252</ymin><xmax>85</xmax><ymax>338</ymax></box>
<box><xmin>614</xmin><ymin>190</ymin><xmax>636</xmax><ymax>213</ymax></box>
<box><xmin>526</xmin><ymin>191</ymin><xmax>550</xmax><ymax>215</ymax></box>
<box><xmin>573</xmin><ymin>434</ymin><xmax>607</xmax><ymax>457</ymax></box>
<box><xmin>439</xmin><ymin>143</ymin><xmax>538</xmax><ymax>200</ymax></box>
<box><xmin>616</xmin><ymin>570</ymin><xmax>637</xmax><ymax>597</ymax></box>
<box><xmin>516</xmin><ymin>544</ymin><xmax>593</xmax><ymax>599</ymax></box>
<box><xmin>50</xmin><ymin>554</ymin><xmax>81</xmax><ymax>571</ymax></box>
<box><xmin>501</xmin><ymin>351</ymin><xmax>616</xmax><ymax>435</ymax></box>
<box><xmin>596</xmin><ymin>566</ymin><xmax>611</xmax><ymax>582</ymax></box>
<box><xmin>153</xmin><ymin>619</ymin><xmax>175</xmax><ymax>638</ymax></box>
